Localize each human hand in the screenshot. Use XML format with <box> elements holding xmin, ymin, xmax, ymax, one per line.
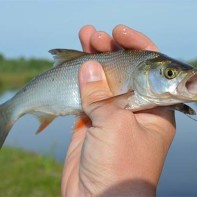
<box><xmin>62</xmin><ymin>25</ymin><xmax>176</xmax><ymax>197</ymax></box>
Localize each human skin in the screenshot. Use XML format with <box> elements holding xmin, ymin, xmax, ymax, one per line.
<box><xmin>61</xmin><ymin>25</ymin><xmax>176</xmax><ymax>197</ymax></box>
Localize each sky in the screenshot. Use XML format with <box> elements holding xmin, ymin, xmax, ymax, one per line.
<box><xmin>0</xmin><ymin>0</ymin><xmax>197</xmax><ymax>61</ymax></box>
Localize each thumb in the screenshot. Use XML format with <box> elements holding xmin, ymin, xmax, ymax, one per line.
<box><xmin>79</xmin><ymin>61</ymin><xmax>117</xmax><ymax>122</ymax></box>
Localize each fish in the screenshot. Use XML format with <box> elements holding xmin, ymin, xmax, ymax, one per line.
<box><xmin>0</xmin><ymin>49</ymin><xmax>197</xmax><ymax>148</ymax></box>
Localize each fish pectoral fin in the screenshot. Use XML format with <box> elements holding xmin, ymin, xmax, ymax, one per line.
<box><xmin>32</xmin><ymin>112</ymin><xmax>56</xmax><ymax>134</ymax></box>
<box><xmin>49</xmin><ymin>49</ymin><xmax>87</xmax><ymax>67</ymax></box>
<box><xmin>169</xmin><ymin>103</ymin><xmax>196</xmax><ymax>115</ymax></box>
<box><xmin>93</xmin><ymin>91</ymin><xmax>134</xmax><ymax>108</ymax></box>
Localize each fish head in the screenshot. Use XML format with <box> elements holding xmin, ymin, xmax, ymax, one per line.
<box><xmin>133</xmin><ymin>52</ymin><xmax>197</xmax><ymax>103</ymax></box>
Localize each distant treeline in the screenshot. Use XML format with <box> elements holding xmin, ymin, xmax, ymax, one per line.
<box><xmin>0</xmin><ymin>53</ymin><xmax>197</xmax><ymax>91</ymax></box>
<box><xmin>0</xmin><ymin>54</ymin><xmax>52</xmax><ymax>91</ymax></box>
<box><xmin>0</xmin><ymin>54</ymin><xmax>52</xmax><ymax>72</ymax></box>
<box><xmin>190</xmin><ymin>60</ymin><xmax>197</xmax><ymax>67</ymax></box>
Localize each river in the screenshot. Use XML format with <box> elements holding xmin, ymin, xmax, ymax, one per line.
<box><xmin>1</xmin><ymin>91</ymin><xmax>197</xmax><ymax>196</ymax></box>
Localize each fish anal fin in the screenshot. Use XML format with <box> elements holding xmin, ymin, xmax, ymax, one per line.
<box><xmin>32</xmin><ymin>112</ymin><xmax>56</xmax><ymax>134</ymax></box>
<box><xmin>74</xmin><ymin>115</ymin><xmax>91</xmax><ymax>132</ymax></box>
<box><xmin>49</xmin><ymin>49</ymin><xmax>87</xmax><ymax>67</ymax></box>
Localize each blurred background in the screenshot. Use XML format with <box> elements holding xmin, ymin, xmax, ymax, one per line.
<box><xmin>0</xmin><ymin>0</ymin><xmax>197</xmax><ymax>196</ymax></box>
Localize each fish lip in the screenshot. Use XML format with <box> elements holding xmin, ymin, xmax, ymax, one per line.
<box><xmin>177</xmin><ymin>69</ymin><xmax>197</xmax><ymax>100</ymax></box>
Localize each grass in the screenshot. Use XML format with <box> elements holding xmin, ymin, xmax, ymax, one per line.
<box><xmin>0</xmin><ymin>147</ymin><xmax>63</xmax><ymax>197</ymax></box>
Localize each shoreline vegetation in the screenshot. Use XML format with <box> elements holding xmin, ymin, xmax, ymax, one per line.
<box><xmin>0</xmin><ymin>54</ymin><xmax>52</xmax><ymax>92</ymax></box>
<box><xmin>0</xmin><ymin>146</ymin><xmax>63</xmax><ymax>197</ymax></box>
<box><xmin>0</xmin><ymin>53</ymin><xmax>197</xmax><ymax>92</ymax></box>
<box><xmin>0</xmin><ymin>55</ymin><xmax>64</xmax><ymax>196</ymax></box>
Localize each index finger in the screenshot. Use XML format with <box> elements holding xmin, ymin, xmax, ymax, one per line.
<box><xmin>112</xmin><ymin>24</ymin><xmax>159</xmax><ymax>51</ymax></box>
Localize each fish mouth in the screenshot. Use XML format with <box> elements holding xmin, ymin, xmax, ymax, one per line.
<box><xmin>177</xmin><ymin>70</ymin><xmax>197</xmax><ymax>100</ymax></box>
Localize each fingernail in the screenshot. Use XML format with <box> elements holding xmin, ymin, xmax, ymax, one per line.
<box><xmin>80</xmin><ymin>61</ymin><xmax>105</xmax><ymax>83</ymax></box>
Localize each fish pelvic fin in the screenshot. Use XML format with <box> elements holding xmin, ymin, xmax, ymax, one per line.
<box><xmin>32</xmin><ymin>112</ymin><xmax>56</xmax><ymax>134</ymax></box>
<box><xmin>0</xmin><ymin>102</ymin><xmax>16</xmax><ymax>149</ymax></box>
<box><xmin>49</xmin><ymin>49</ymin><xmax>87</xmax><ymax>67</ymax></box>
<box><xmin>73</xmin><ymin>114</ymin><xmax>91</xmax><ymax>132</ymax></box>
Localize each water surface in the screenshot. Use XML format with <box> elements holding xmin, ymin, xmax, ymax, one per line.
<box><xmin>1</xmin><ymin>91</ymin><xmax>197</xmax><ymax>196</ymax></box>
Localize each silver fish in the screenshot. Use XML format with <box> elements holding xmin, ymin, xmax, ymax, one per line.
<box><xmin>0</xmin><ymin>49</ymin><xmax>197</xmax><ymax>148</ymax></box>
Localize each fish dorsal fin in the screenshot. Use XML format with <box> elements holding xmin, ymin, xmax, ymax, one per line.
<box><xmin>49</xmin><ymin>49</ymin><xmax>87</xmax><ymax>67</ymax></box>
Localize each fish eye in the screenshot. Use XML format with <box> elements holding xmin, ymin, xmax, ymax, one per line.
<box><xmin>164</xmin><ymin>68</ymin><xmax>179</xmax><ymax>79</ymax></box>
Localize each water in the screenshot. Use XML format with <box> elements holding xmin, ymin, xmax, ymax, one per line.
<box><xmin>1</xmin><ymin>91</ymin><xmax>197</xmax><ymax>196</ymax></box>
<box><xmin>158</xmin><ymin>110</ymin><xmax>197</xmax><ymax>196</ymax></box>
<box><xmin>0</xmin><ymin>91</ymin><xmax>73</xmax><ymax>162</ymax></box>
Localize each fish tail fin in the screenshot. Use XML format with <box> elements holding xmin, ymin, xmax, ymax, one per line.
<box><xmin>0</xmin><ymin>102</ymin><xmax>15</xmax><ymax>149</ymax></box>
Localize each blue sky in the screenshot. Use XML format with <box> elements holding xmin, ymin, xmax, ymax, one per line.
<box><xmin>1</xmin><ymin>0</ymin><xmax>197</xmax><ymax>61</ymax></box>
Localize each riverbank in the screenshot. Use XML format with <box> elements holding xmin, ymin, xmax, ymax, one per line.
<box><xmin>0</xmin><ymin>54</ymin><xmax>52</xmax><ymax>91</ymax></box>
<box><xmin>0</xmin><ymin>147</ymin><xmax>63</xmax><ymax>197</ymax></box>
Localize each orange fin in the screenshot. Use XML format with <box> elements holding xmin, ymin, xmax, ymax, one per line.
<box><xmin>74</xmin><ymin>116</ymin><xmax>91</xmax><ymax>132</ymax></box>
<box><xmin>32</xmin><ymin>112</ymin><xmax>56</xmax><ymax>134</ymax></box>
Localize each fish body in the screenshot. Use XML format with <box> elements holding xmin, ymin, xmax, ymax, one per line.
<box><xmin>0</xmin><ymin>49</ymin><xmax>197</xmax><ymax>148</ymax></box>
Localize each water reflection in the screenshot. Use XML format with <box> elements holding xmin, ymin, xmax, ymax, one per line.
<box><xmin>158</xmin><ymin>108</ymin><xmax>197</xmax><ymax>196</ymax></box>
<box><xmin>1</xmin><ymin>91</ymin><xmax>197</xmax><ymax>196</ymax></box>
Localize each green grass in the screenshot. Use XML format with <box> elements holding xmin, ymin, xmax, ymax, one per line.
<box><xmin>0</xmin><ymin>147</ymin><xmax>63</xmax><ymax>197</ymax></box>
